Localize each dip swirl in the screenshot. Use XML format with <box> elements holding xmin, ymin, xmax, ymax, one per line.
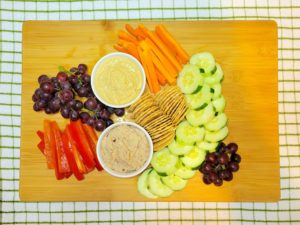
<box><xmin>93</xmin><ymin>55</ymin><xmax>143</xmax><ymax>106</ymax></box>
<box><xmin>100</xmin><ymin>124</ymin><xmax>150</xmax><ymax>173</ymax></box>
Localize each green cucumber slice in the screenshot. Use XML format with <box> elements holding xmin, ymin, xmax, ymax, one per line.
<box><xmin>137</xmin><ymin>169</ymin><xmax>158</xmax><ymax>199</ymax></box>
<box><xmin>205</xmin><ymin>113</ymin><xmax>228</xmax><ymax>131</ymax></box>
<box><xmin>181</xmin><ymin>147</ymin><xmax>206</xmax><ymax>169</ymax></box>
<box><xmin>204</xmin><ymin>64</ymin><xmax>224</xmax><ymax>85</ymax></box>
<box><xmin>211</xmin><ymin>83</ymin><xmax>222</xmax><ymax>100</ymax></box>
<box><xmin>148</xmin><ymin>170</ymin><xmax>173</xmax><ymax>197</ymax></box>
<box><xmin>196</xmin><ymin>141</ymin><xmax>218</xmax><ymax>152</ymax></box>
<box><xmin>190</xmin><ymin>52</ymin><xmax>216</xmax><ymax>74</ymax></box>
<box><xmin>185</xmin><ymin>84</ymin><xmax>212</xmax><ymax>110</ymax></box>
<box><xmin>212</xmin><ymin>95</ymin><xmax>226</xmax><ymax>112</ymax></box>
<box><xmin>186</xmin><ymin>103</ymin><xmax>215</xmax><ymax>127</ymax></box>
<box><xmin>151</xmin><ymin>148</ymin><xmax>178</xmax><ymax>175</ymax></box>
<box><xmin>177</xmin><ymin>64</ymin><xmax>203</xmax><ymax>94</ymax></box>
<box><xmin>161</xmin><ymin>174</ymin><xmax>188</xmax><ymax>191</ymax></box>
<box><xmin>205</xmin><ymin>126</ymin><xmax>229</xmax><ymax>143</ymax></box>
<box><xmin>175</xmin><ymin>160</ymin><xmax>196</xmax><ymax>179</ymax></box>
<box><xmin>168</xmin><ymin>139</ymin><xmax>194</xmax><ymax>156</ymax></box>
<box><xmin>176</xmin><ymin>120</ymin><xmax>205</xmax><ymax>144</ymax></box>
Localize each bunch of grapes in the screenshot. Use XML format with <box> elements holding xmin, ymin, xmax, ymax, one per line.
<box><xmin>199</xmin><ymin>142</ymin><xmax>241</xmax><ymax>186</ymax></box>
<box><xmin>32</xmin><ymin>64</ymin><xmax>125</xmax><ymax>131</ymax></box>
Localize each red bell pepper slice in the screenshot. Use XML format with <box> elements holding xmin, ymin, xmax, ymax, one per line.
<box><xmin>37</xmin><ymin>141</ymin><xmax>45</xmax><ymax>154</ymax></box>
<box><xmin>62</xmin><ymin>130</ymin><xmax>84</xmax><ymax>181</ymax></box>
<box><xmin>36</xmin><ymin>130</ymin><xmax>45</xmax><ymax>155</ymax></box>
<box><xmin>44</xmin><ymin>120</ymin><xmax>64</xmax><ymax>180</ymax></box>
<box><xmin>51</xmin><ymin>121</ymin><xmax>71</xmax><ymax>174</ymax></box>
<box><xmin>66</xmin><ymin>125</ymin><xmax>88</xmax><ymax>174</ymax></box>
<box><xmin>82</xmin><ymin>124</ymin><xmax>103</xmax><ymax>171</ymax></box>
<box><xmin>43</xmin><ymin>120</ymin><xmax>55</xmax><ymax>169</ymax></box>
<box><xmin>69</xmin><ymin>121</ymin><xmax>95</xmax><ymax>169</ymax></box>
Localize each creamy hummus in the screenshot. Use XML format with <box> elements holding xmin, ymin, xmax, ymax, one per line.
<box><xmin>100</xmin><ymin>124</ymin><xmax>150</xmax><ymax>173</ymax></box>
<box><xmin>94</xmin><ymin>55</ymin><xmax>143</xmax><ymax>106</ymax></box>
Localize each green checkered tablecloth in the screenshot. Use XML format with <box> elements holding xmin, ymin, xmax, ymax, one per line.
<box><xmin>1</xmin><ymin>0</ymin><xmax>300</xmax><ymax>224</ymax></box>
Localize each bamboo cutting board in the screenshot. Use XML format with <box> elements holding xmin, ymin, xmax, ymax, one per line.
<box><xmin>20</xmin><ymin>20</ymin><xmax>279</xmax><ymax>202</ymax></box>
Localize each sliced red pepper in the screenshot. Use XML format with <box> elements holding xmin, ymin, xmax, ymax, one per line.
<box><xmin>69</xmin><ymin>121</ymin><xmax>95</xmax><ymax>169</ymax></box>
<box><xmin>43</xmin><ymin>120</ymin><xmax>55</xmax><ymax>169</ymax></box>
<box><xmin>51</xmin><ymin>121</ymin><xmax>71</xmax><ymax>174</ymax></box>
<box><xmin>37</xmin><ymin>130</ymin><xmax>44</xmax><ymax>140</ymax></box>
<box><xmin>62</xmin><ymin>130</ymin><xmax>84</xmax><ymax>181</ymax></box>
<box><xmin>66</xmin><ymin>125</ymin><xmax>88</xmax><ymax>174</ymax></box>
<box><xmin>37</xmin><ymin>141</ymin><xmax>45</xmax><ymax>154</ymax></box>
<box><xmin>36</xmin><ymin>131</ymin><xmax>45</xmax><ymax>155</ymax></box>
<box><xmin>82</xmin><ymin>124</ymin><xmax>103</xmax><ymax>171</ymax></box>
<box><xmin>44</xmin><ymin>120</ymin><xmax>64</xmax><ymax>180</ymax></box>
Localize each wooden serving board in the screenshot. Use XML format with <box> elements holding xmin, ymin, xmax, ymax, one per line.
<box><xmin>20</xmin><ymin>20</ymin><xmax>279</xmax><ymax>202</ymax></box>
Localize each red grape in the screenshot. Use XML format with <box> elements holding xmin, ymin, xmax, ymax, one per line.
<box><xmin>218</xmin><ymin>153</ymin><xmax>229</xmax><ymax>165</ymax></box>
<box><xmin>114</xmin><ymin>108</ymin><xmax>125</xmax><ymax>117</ymax></box>
<box><xmin>95</xmin><ymin>119</ymin><xmax>106</xmax><ymax>131</ymax></box>
<box><xmin>40</xmin><ymin>81</ymin><xmax>54</xmax><ymax>94</ymax></box>
<box><xmin>228</xmin><ymin>162</ymin><xmax>239</xmax><ymax>172</ymax></box>
<box><xmin>38</xmin><ymin>74</ymin><xmax>50</xmax><ymax>84</ymax></box>
<box><xmin>231</xmin><ymin>154</ymin><xmax>241</xmax><ymax>163</ymax></box>
<box><xmin>206</xmin><ymin>152</ymin><xmax>217</xmax><ymax>164</ymax></box>
<box><xmin>78</xmin><ymin>64</ymin><xmax>87</xmax><ymax>74</ymax></box>
<box><xmin>227</xmin><ymin>143</ymin><xmax>238</xmax><ymax>153</ymax></box>
<box><xmin>56</xmin><ymin>72</ymin><xmax>68</xmax><ymax>82</ymax></box>
<box><xmin>84</xmin><ymin>98</ymin><xmax>97</xmax><ymax>110</ymax></box>
<box><xmin>106</xmin><ymin>119</ymin><xmax>114</xmax><ymax>127</ymax></box>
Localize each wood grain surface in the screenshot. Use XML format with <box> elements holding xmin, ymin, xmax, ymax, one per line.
<box><xmin>20</xmin><ymin>20</ymin><xmax>279</xmax><ymax>202</ymax></box>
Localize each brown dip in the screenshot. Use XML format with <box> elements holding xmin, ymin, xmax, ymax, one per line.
<box><xmin>100</xmin><ymin>124</ymin><xmax>150</xmax><ymax>173</ymax></box>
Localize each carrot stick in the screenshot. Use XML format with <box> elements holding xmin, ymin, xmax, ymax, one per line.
<box><xmin>135</xmin><ymin>27</ymin><xmax>147</xmax><ymax>39</ymax></box>
<box><xmin>146</xmin><ymin>30</ymin><xmax>182</xmax><ymax>72</ymax></box>
<box><xmin>137</xmin><ymin>46</ymin><xmax>153</xmax><ymax>92</ymax></box>
<box><xmin>125</xmin><ymin>24</ymin><xmax>137</xmax><ymax>37</ymax></box>
<box><xmin>150</xmin><ymin>50</ymin><xmax>176</xmax><ymax>85</ymax></box>
<box><xmin>138</xmin><ymin>24</ymin><xmax>149</xmax><ymax>37</ymax></box>
<box><xmin>113</xmin><ymin>44</ymin><xmax>128</xmax><ymax>53</ymax></box>
<box><xmin>143</xmin><ymin>49</ymin><xmax>160</xmax><ymax>93</ymax></box>
<box><xmin>156</xmin><ymin>69</ymin><xmax>167</xmax><ymax>85</ymax></box>
<box><xmin>118</xmin><ymin>40</ymin><xmax>140</xmax><ymax>60</ymax></box>
<box><xmin>155</xmin><ymin>25</ymin><xmax>189</xmax><ymax>64</ymax></box>
<box><xmin>118</xmin><ymin>30</ymin><xmax>138</xmax><ymax>45</ymax></box>
<box><xmin>144</xmin><ymin>38</ymin><xmax>177</xmax><ymax>76</ymax></box>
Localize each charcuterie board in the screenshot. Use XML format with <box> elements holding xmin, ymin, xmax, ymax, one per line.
<box><xmin>20</xmin><ymin>20</ymin><xmax>279</xmax><ymax>201</ymax></box>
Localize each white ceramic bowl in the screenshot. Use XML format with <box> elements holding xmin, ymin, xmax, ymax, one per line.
<box><xmin>96</xmin><ymin>121</ymin><xmax>153</xmax><ymax>178</ymax></box>
<box><xmin>91</xmin><ymin>52</ymin><xmax>146</xmax><ymax>108</ymax></box>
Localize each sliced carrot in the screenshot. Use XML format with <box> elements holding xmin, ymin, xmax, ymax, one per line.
<box><xmin>137</xmin><ymin>46</ymin><xmax>153</xmax><ymax>92</ymax></box>
<box><xmin>144</xmin><ymin>37</ymin><xmax>177</xmax><ymax>77</ymax></box>
<box><xmin>156</xmin><ymin>69</ymin><xmax>167</xmax><ymax>85</ymax></box>
<box><xmin>113</xmin><ymin>44</ymin><xmax>128</xmax><ymax>53</ymax></box>
<box><xmin>118</xmin><ymin>30</ymin><xmax>138</xmax><ymax>45</ymax></box>
<box><xmin>143</xmin><ymin>49</ymin><xmax>160</xmax><ymax>93</ymax></box>
<box><xmin>150</xmin><ymin>50</ymin><xmax>176</xmax><ymax>85</ymax></box>
<box><xmin>135</xmin><ymin>27</ymin><xmax>147</xmax><ymax>39</ymax></box>
<box><xmin>138</xmin><ymin>24</ymin><xmax>149</xmax><ymax>37</ymax></box>
<box><xmin>125</xmin><ymin>24</ymin><xmax>137</xmax><ymax>37</ymax></box>
<box><xmin>146</xmin><ymin>30</ymin><xmax>182</xmax><ymax>72</ymax></box>
<box><xmin>155</xmin><ymin>25</ymin><xmax>189</xmax><ymax>64</ymax></box>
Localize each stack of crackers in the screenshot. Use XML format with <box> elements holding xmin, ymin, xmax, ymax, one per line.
<box><xmin>129</xmin><ymin>86</ymin><xmax>188</xmax><ymax>151</ymax></box>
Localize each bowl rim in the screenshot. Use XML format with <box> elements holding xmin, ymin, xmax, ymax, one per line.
<box><xmin>91</xmin><ymin>52</ymin><xmax>146</xmax><ymax>108</ymax></box>
<box><xmin>96</xmin><ymin>121</ymin><xmax>153</xmax><ymax>178</ymax></box>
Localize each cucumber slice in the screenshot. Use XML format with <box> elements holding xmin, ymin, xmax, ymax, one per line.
<box><xmin>176</xmin><ymin>121</ymin><xmax>205</xmax><ymax>144</ymax></box>
<box><xmin>204</xmin><ymin>64</ymin><xmax>224</xmax><ymax>85</ymax></box>
<box><xmin>196</xmin><ymin>141</ymin><xmax>218</xmax><ymax>152</ymax></box>
<box><xmin>137</xmin><ymin>169</ymin><xmax>158</xmax><ymax>199</ymax></box>
<box><xmin>148</xmin><ymin>170</ymin><xmax>173</xmax><ymax>197</ymax></box>
<box><xmin>181</xmin><ymin>147</ymin><xmax>206</xmax><ymax>169</ymax></box>
<box><xmin>168</xmin><ymin>139</ymin><xmax>194</xmax><ymax>156</ymax></box>
<box><xmin>177</xmin><ymin>64</ymin><xmax>203</xmax><ymax>94</ymax></box>
<box><xmin>190</xmin><ymin>52</ymin><xmax>216</xmax><ymax>74</ymax></box>
<box><xmin>211</xmin><ymin>83</ymin><xmax>222</xmax><ymax>100</ymax></box>
<box><xmin>151</xmin><ymin>148</ymin><xmax>178</xmax><ymax>175</ymax></box>
<box><xmin>186</xmin><ymin>103</ymin><xmax>215</xmax><ymax>127</ymax></box>
<box><xmin>175</xmin><ymin>160</ymin><xmax>196</xmax><ymax>179</ymax></box>
<box><xmin>212</xmin><ymin>95</ymin><xmax>226</xmax><ymax>112</ymax></box>
<box><xmin>205</xmin><ymin>126</ymin><xmax>229</xmax><ymax>143</ymax></box>
<box><xmin>161</xmin><ymin>174</ymin><xmax>188</xmax><ymax>191</ymax></box>
<box><xmin>185</xmin><ymin>84</ymin><xmax>212</xmax><ymax>110</ymax></box>
<box><xmin>205</xmin><ymin>113</ymin><xmax>228</xmax><ymax>131</ymax></box>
